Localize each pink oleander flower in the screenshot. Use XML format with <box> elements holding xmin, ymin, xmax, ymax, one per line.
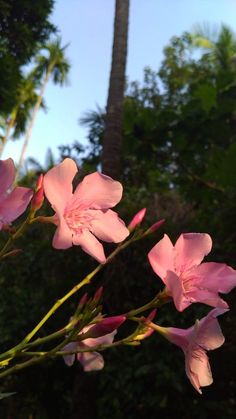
<box><xmin>0</xmin><ymin>158</ymin><xmax>33</xmax><ymax>229</ymax></box>
<box><xmin>148</xmin><ymin>233</ymin><xmax>236</xmax><ymax>311</ymax></box>
<box><xmin>43</xmin><ymin>158</ymin><xmax>129</xmax><ymax>263</ymax></box>
<box><xmin>63</xmin><ymin>316</ymin><xmax>125</xmax><ymax>371</ymax></box>
<box><xmin>152</xmin><ymin>308</ymin><xmax>227</xmax><ymax>394</ymax></box>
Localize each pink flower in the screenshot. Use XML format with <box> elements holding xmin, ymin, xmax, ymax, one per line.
<box><xmin>0</xmin><ymin>158</ymin><xmax>33</xmax><ymax>229</ymax></box>
<box><xmin>152</xmin><ymin>308</ymin><xmax>227</xmax><ymax>393</ymax></box>
<box><xmin>148</xmin><ymin>233</ymin><xmax>236</xmax><ymax>311</ymax></box>
<box><xmin>43</xmin><ymin>158</ymin><xmax>129</xmax><ymax>263</ymax></box>
<box><xmin>63</xmin><ymin>317</ymin><xmax>125</xmax><ymax>371</ymax></box>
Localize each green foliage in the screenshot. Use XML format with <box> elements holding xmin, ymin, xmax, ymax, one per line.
<box><xmin>0</xmin><ymin>0</ymin><xmax>55</xmax><ymax>114</ymax></box>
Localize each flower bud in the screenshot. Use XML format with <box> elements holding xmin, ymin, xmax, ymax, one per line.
<box><xmin>128</xmin><ymin>208</ymin><xmax>146</xmax><ymax>230</ymax></box>
<box><xmin>78</xmin><ymin>292</ymin><xmax>88</xmax><ymax>309</ymax></box>
<box><xmin>31</xmin><ymin>174</ymin><xmax>44</xmax><ymax>212</ymax></box>
<box><xmin>133</xmin><ymin>310</ymin><xmax>157</xmax><ymax>341</ymax></box>
<box><xmin>143</xmin><ymin>219</ymin><xmax>165</xmax><ymax>236</ymax></box>
<box><xmin>87</xmin><ymin>315</ymin><xmax>126</xmax><ymax>338</ymax></box>
<box><xmin>146</xmin><ymin>309</ymin><xmax>157</xmax><ymax>322</ymax></box>
<box><xmin>93</xmin><ymin>286</ymin><xmax>103</xmax><ymax>304</ymax></box>
<box><xmin>36</xmin><ymin>174</ymin><xmax>44</xmax><ymax>191</ymax></box>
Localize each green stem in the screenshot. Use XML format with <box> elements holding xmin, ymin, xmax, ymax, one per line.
<box><xmin>0</xmin><ymin>216</ymin><xmax>31</xmax><ymax>260</ymax></box>
<box><xmin>126</xmin><ymin>290</ymin><xmax>171</xmax><ymax>318</ymax></box>
<box><xmin>0</xmin><ymin>236</ymin><xmax>133</xmax><ymax>362</ymax></box>
<box><xmin>22</xmin><ymin>237</ymin><xmax>132</xmax><ymax>344</ymax></box>
<box><xmin>0</xmin><ymin>289</ymin><xmax>171</xmax><ymax>379</ymax></box>
<box><xmin>0</xmin><ymin>328</ymin><xmax>139</xmax><ymax>379</ymax></box>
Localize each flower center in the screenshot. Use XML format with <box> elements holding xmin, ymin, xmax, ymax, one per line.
<box><xmin>180</xmin><ymin>270</ymin><xmax>196</xmax><ymax>292</ymax></box>
<box><xmin>64</xmin><ymin>206</ymin><xmax>94</xmax><ymax>234</ymax></box>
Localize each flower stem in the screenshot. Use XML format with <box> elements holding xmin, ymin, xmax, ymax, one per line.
<box><xmin>0</xmin><ymin>236</ymin><xmax>133</xmax><ymax>363</ymax></box>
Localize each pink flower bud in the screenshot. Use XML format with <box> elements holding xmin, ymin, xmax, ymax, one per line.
<box><xmin>128</xmin><ymin>208</ymin><xmax>146</xmax><ymax>230</ymax></box>
<box><xmin>134</xmin><ymin>310</ymin><xmax>157</xmax><ymax>341</ymax></box>
<box><xmin>36</xmin><ymin>174</ymin><xmax>44</xmax><ymax>191</ymax></box>
<box><xmin>93</xmin><ymin>286</ymin><xmax>103</xmax><ymax>303</ymax></box>
<box><xmin>31</xmin><ymin>175</ymin><xmax>44</xmax><ymax>212</ymax></box>
<box><xmin>144</xmin><ymin>219</ymin><xmax>165</xmax><ymax>235</ymax></box>
<box><xmin>87</xmin><ymin>315</ymin><xmax>126</xmax><ymax>338</ymax></box>
<box><xmin>146</xmin><ymin>309</ymin><xmax>157</xmax><ymax>322</ymax></box>
<box><xmin>78</xmin><ymin>292</ymin><xmax>88</xmax><ymax>308</ymax></box>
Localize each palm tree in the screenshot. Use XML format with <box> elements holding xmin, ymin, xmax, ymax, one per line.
<box><xmin>16</xmin><ymin>37</ymin><xmax>70</xmax><ymax>177</ymax></box>
<box><xmin>0</xmin><ymin>74</ymin><xmax>45</xmax><ymax>158</ymax></box>
<box><xmin>191</xmin><ymin>24</ymin><xmax>236</xmax><ymax>71</ymax></box>
<box><xmin>102</xmin><ymin>0</ymin><xmax>130</xmax><ymax>179</ymax></box>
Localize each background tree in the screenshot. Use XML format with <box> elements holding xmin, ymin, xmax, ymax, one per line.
<box><xmin>16</xmin><ymin>37</ymin><xmax>70</xmax><ymax>177</ymax></box>
<box><xmin>102</xmin><ymin>0</ymin><xmax>129</xmax><ymax>179</ymax></box>
<box><xmin>0</xmin><ymin>73</ymin><xmax>46</xmax><ymax>158</ymax></box>
<box><xmin>0</xmin><ymin>0</ymin><xmax>55</xmax><ymax>115</ymax></box>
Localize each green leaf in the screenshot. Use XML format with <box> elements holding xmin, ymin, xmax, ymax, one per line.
<box><xmin>194</xmin><ymin>83</ymin><xmax>217</xmax><ymax>112</ymax></box>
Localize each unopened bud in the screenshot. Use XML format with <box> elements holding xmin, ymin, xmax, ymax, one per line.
<box><xmin>144</xmin><ymin>219</ymin><xmax>165</xmax><ymax>236</ymax></box>
<box><xmin>87</xmin><ymin>315</ymin><xmax>126</xmax><ymax>338</ymax></box>
<box><xmin>78</xmin><ymin>293</ymin><xmax>88</xmax><ymax>308</ymax></box>
<box><xmin>146</xmin><ymin>309</ymin><xmax>157</xmax><ymax>322</ymax></box>
<box><xmin>133</xmin><ymin>310</ymin><xmax>157</xmax><ymax>341</ymax></box>
<box><xmin>31</xmin><ymin>174</ymin><xmax>44</xmax><ymax>212</ymax></box>
<box><xmin>36</xmin><ymin>174</ymin><xmax>44</xmax><ymax>191</ymax></box>
<box><xmin>93</xmin><ymin>286</ymin><xmax>103</xmax><ymax>304</ymax></box>
<box><xmin>128</xmin><ymin>208</ymin><xmax>146</xmax><ymax>230</ymax></box>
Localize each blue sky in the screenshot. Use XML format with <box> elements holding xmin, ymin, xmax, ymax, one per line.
<box><xmin>3</xmin><ymin>0</ymin><xmax>236</xmax><ymax>165</ymax></box>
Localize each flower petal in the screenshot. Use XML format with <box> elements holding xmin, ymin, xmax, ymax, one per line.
<box><xmin>77</xmin><ymin>351</ymin><xmax>104</xmax><ymax>371</ymax></box>
<box><xmin>84</xmin><ymin>330</ymin><xmax>117</xmax><ymax>347</ymax></box>
<box><xmin>186</xmin><ymin>347</ymin><xmax>213</xmax><ymax>394</ymax></box>
<box><xmin>62</xmin><ymin>342</ymin><xmax>77</xmax><ymax>367</ymax></box>
<box><xmin>193</xmin><ymin>262</ymin><xmax>236</xmax><ymax>294</ymax></box>
<box><xmin>165</xmin><ymin>270</ymin><xmax>191</xmax><ymax>312</ymax></box>
<box><xmin>0</xmin><ymin>187</ymin><xmax>32</xmax><ymax>223</ymax></box>
<box><xmin>73</xmin><ymin>230</ymin><xmax>106</xmax><ymax>263</ymax></box>
<box><xmin>52</xmin><ymin>214</ymin><xmax>72</xmax><ymax>249</ymax></box>
<box><xmin>196</xmin><ymin>308</ymin><xmax>226</xmax><ymax>350</ymax></box>
<box><xmin>164</xmin><ymin>326</ymin><xmax>190</xmax><ymax>350</ymax></box>
<box><xmin>0</xmin><ymin>158</ymin><xmax>15</xmax><ymax>199</ymax></box>
<box><xmin>43</xmin><ymin>158</ymin><xmax>77</xmax><ymax>213</ymax></box>
<box><xmin>174</xmin><ymin>233</ymin><xmax>212</xmax><ymax>273</ymax></box>
<box><xmin>186</xmin><ymin>289</ymin><xmax>228</xmax><ymax>309</ymax></box>
<box><xmin>148</xmin><ymin>234</ymin><xmax>174</xmax><ymax>280</ymax></box>
<box><xmin>90</xmin><ymin>209</ymin><xmax>129</xmax><ymax>243</ymax></box>
<box><xmin>72</xmin><ymin>172</ymin><xmax>123</xmax><ymax>210</ymax></box>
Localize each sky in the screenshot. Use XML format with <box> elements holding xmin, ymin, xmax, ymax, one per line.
<box><xmin>3</xmin><ymin>0</ymin><xmax>236</xmax><ymax>166</ymax></box>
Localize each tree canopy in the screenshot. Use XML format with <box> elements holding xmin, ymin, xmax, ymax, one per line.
<box><xmin>0</xmin><ymin>0</ymin><xmax>55</xmax><ymax>114</ymax></box>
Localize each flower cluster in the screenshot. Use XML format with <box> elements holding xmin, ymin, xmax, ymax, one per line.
<box><xmin>0</xmin><ymin>156</ymin><xmax>236</xmax><ymax>396</ymax></box>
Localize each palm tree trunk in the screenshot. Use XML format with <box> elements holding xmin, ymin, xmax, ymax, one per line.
<box><xmin>0</xmin><ymin>114</ymin><xmax>16</xmax><ymax>158</ymax></box>
<box><xmin>102</xmin><ymin>0</ymin><xmax>129</xmax><ymax>179</ymax></box>
<box><xmin>16</xmin><ymin>70</ymin><xmax>51</xmax><ymax>179</ymax></box>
